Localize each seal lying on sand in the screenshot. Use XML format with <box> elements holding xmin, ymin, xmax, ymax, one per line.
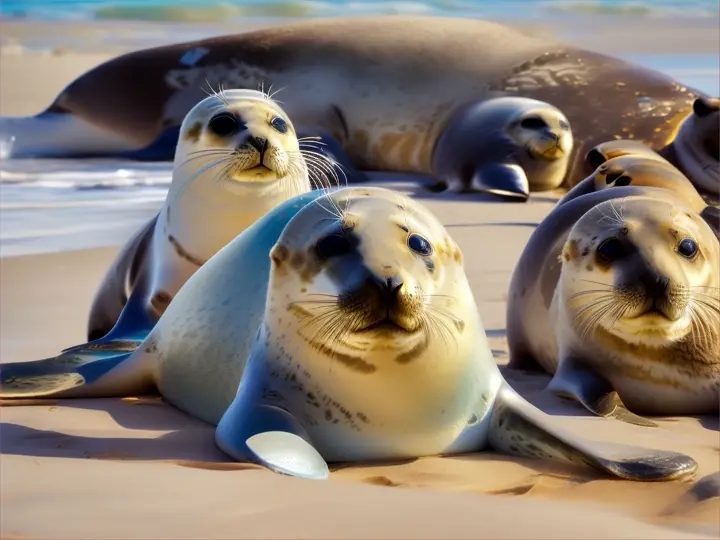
<box><xmin>86</xmin><ymin>88</ymin><xmax>316</xmax><ymax>341</ymax></box>
<box><xmin>431</xmin><ymin>97</ymin><xmax>573</xmax><ymax>199</ymax></box>
<box><xmin>0</xmin><ymin>187</ymin><xmax>698</xmax><ymax>481</ymax></box>
<box><xmin>0</xmin><ymin>17</ymin><xmax>714</xmax><ymax>197</ymax></box>
<box><xmin>507</xmin><ymin>187</ymin><xmax>720</xmax><ymax>426</ymax></box>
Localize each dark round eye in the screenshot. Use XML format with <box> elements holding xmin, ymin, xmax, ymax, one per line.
<box><xmin>559</xmin><ymin>120</ymin><xmax>569</xmax><ymax>130</ymax></box>
<box><xmin>316</xmin><ymin>234</ymin><xmax>353</xmax><ymax>259</ymax></box>
<box><xmin>408</xmin><ymin>233</ymin><xmax>433</xmax><ymax>256</ymax></box>
<box><xmin>208</xmin><ymin>113</ymin><xmax>238</xmax><ymax>136</ymax></box>
<box><xmin>677</xmin><ymin>237</ymin><xmax>698</xmax><ymax>259</ymax></box>
<box><xmin>520</xmin><ymin>116</ymin><xmax>547</xmax><ymax>130</ymax></box>
<box><xmin>596</xmin><ymin>238</ymin><xmax>626</xmax><ymax>265</ymax></box>
<box><xmin>270</xmin><ymin>117</ymin><xmax>288</xmax><ymax>134</ymax></box>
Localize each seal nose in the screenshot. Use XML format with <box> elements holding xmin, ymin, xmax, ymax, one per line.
<box><xmin>245</xmin><ymin>136</ymin><xmax>268</xmax><ymax>153</ymax></box>
<box><xmin>367</xmin><ymin>274</ymin><xmax>404</xmax><ymax>305</ymax></box>
<box><xmin>640</xmin><ymin>272</ymin><xmax>670</xmax><ymax>300</ymax></box>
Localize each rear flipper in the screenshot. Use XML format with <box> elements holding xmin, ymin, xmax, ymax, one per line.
<box><xmin>0</xmin><ymin>341</ymin><xmax>149</xmax><ymax>399</ymax></box>
<box><xmin>216</xmin><ymin>403</ymin><xmax>328</xmax><ymax>480</ymax></box>
<box><xmin>488</xmin><ymin>383</ymin><xmax>697</xmax><ymax>481</ymax></box>
<box><xmin>296</xmin><ymin>128</ymin><xmax>370</xmax><ymax>187</ymax></box>
<box><xmin>547</xmin><ymin>356</ymin><xmax>657</xmax><ymax>428</ymax></box>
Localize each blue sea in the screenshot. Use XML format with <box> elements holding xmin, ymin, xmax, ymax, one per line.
<box><xmin>0</xmin><ymin>0</ymin><xmax>718</xmax><ymax>257</ymax></box>
<box><xmin>1</xmin><ymin>0</ymin><xmax>718</xmax><ymax>21</ymax></box>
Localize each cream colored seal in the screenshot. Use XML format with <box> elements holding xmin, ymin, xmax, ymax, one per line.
<box><xmin>507</xmin><ymin>187</ymin><xmax>720</xmax><ymax>425</ymax></box>
<box><xmin>0</xmin><ymin>187</ymin><xmax>698</xmax><ymax>482</ymax></box>
<box><xmin>86</xmin><ymin>88</ymin><xmax>319</xmax><ymax>341</ymax></box>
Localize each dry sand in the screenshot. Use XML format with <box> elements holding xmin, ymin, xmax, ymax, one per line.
<box><xmin>1</xmin><ymin>17</ymin><xmax>719</xmax><ymax>540</ymax></box>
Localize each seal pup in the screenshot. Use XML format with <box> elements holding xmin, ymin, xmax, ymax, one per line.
<box><xmin>86</xmin><ymin>88</ymin><xmax>319</xmax><ymax>341</ymax></box>
<box><xmin>0</xmin><ymin>187</ymin><xmax>698</xmax><ymax>482</ymax></box>
<box><xmin>0</xmin><ymin>17</ymin><xmax>713</xmax><ymax>195</ymax></box>
<box><xmin>431</xmin><ymin>97</ymin><xmax>572</xmax><ymax>200</ymax></box>
<box><xmin>507</xmin><ymin>187</ymin><xmax>720</xmax><ymax>426</ymax></box>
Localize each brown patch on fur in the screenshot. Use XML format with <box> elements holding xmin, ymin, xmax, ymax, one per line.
<box><xmin>183</xmin><ymin>121</ymin><xmax>203</xmax><ymax>143</ymax></box>
<box><xmin>395</xmin><ymin>335</ymin><xmax>431</xmax><ymax>364</ymax></box>
<box><xmin>562</xmin><ymin>239</ymin><xmax>580</xmax><ymax>262</ymax></box>
<box><xmin>312</xmin><ymin>341</ymin><xmax>377</xmax><ymax>374</ymax></box>
<box><xmin>288</xmin><ymin>249</ymin><xmax>325</xmax><ymax>284</ymax></box>
<box><xmin>168</xmin><ymin>234</ymin><xmax>205</xmax><ymax>267</ymax></box>
<box><xmin>592</xmin><ymin>325</ymin><xmax>720</xmax><ymax>386</ymax></box>
<box><xmin>150</xmin><ymin>290</ymin><xmax>173</xmax><ymax>316</ymax></box>
<box><xmin>270</xmin><ymin>244</ymin><xmax>289</xmax><ymax>265</ymax></box>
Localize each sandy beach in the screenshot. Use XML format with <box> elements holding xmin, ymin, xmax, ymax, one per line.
<box><xmin>1</xmin><ymin>14</ymin><xmax>719</xmax><ymax>540</ymax></box>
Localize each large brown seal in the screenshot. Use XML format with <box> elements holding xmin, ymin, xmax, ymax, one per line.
<box><xmin>0</xmin><ymin>16</ymin><xmax>714</xmax><ymax>196</ymax></box>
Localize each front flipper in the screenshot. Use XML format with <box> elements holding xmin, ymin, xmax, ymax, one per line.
<box><xmin>488</xmin><ymin>384</ymin><xmax>697</xmax><ymax>481</ymax></box>
<box><xmin>547</xmin><ymin>357</ymin><xmax>657</xmax><ymax>428</ymax></box>
<box><xmin>216</xmin><ymin>403</ymin><xmax>328</xmax><ymax>480</ymax></box>
<box><xmin>472</xmin><ymin>163</ymin><xmax>530</xmax><ymax>201</ymax></box>
<box><xmin>296</xmin><ymin>128</ymin><xmax>370</xmax><ymax>187</ymax></box>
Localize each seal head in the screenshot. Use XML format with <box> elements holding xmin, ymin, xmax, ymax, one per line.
<box><xmin>432</xmin><ymin>97</ymin><xmax>572</xmax><ymax>200</ymax></box>
<box><xmin>553</xmin><ymin>196</ymin><xmax>720</xmax><ymax>415</ymax></box>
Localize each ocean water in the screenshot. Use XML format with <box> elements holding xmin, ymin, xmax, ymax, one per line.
<box><xmin>0</xmin><ymin>1</ymin><xmax>718</xmax><ymax>257</ymax></box>
<box><xmin>1</xmin><ymin>0</ymin><xmax>717</xmax><ymax>21</ymax></box>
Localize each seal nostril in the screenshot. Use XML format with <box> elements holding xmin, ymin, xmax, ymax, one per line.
<box><xmin>245</xmin><ymin>136</ymin><xmax>267</xmax><ymax>153</ymax></box>
<box><xmin>641</xmin><ymin>273</ymin><xmax>670</xmax><ymax>299</ymax></box>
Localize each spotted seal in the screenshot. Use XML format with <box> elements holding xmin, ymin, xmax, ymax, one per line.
<box><xmin>507</xmin><ymin>187</ymin><xmax>720</xmax><ymax>426</ymax></box>
<box><xmin>0</xmin><ymin>187</ymin><xmax>698</xmax><ymax>482</ymax></box>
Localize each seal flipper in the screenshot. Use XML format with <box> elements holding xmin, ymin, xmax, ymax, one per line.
<box><xmin>215</xmin><ymin>338</ymin><xmax>328</xmax><ymax>479</ymax></box>
<box><xmin>472</xmin><ymin>163</ymin><xmax>530</xmax><ymax>201</ymax></box>
<box><xmin>296</xmin><ymin>128</ymin><xmax>370</xmax><ymax>187</ymax></box>
<box><xmin>0</xmin><ymin>343</ymin><xmax>150</xmax><ymax>399</ymax></box>
<box><xmin>1</xmin><ymin>253</ymin><xmax>158</xmax><ymax>400</ymax></box>
<box><xmin>488</xmin><ymin>383</ymin><xmax>697</xmax><ymax>481</ymax></box>
<box><xmin>547</xmin><ymin>356</ymin><xmax>658</xmax><ymax>428</ymax></box>
<box><xmin>217</xmin><ymin>403</ymin><xmax>328</xmax><ymax>480</ymax></box>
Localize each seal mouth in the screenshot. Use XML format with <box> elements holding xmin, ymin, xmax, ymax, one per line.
<box><xmin>229</xmin><ymin>164</ymin><xmax>279</xmax><ymax>184</ymax></box>
<box><xmin>356</xmin><ymin>317</ymin><xmax>416</xmax><ymax>335</ymax></box>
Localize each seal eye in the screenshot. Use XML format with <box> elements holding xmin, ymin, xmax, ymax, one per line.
<box><xmin>677</xmin><ymin>237</ymin><xmax>699</xmax><ymax>259</ymax></box>
<box><xmin>408</xmin><ymin>233</ymin><xmax>433</xmax><ymax>256</ymax></box>
<box><xmin>596</xmin><ymin>238</ymin><xmax>626</xmax><ymax>265</ymax></box>
<box><xmin>208</xmin><ymin>113</ymin><xmax>239</xmax><ymax>136</ymax></box>
<box><xmin>316</xmin><ymin>234</ymin><xmax>353</xmax><ymax>259</ymax></box>
<box><xmin>270</xmin><ymin>117</ymin><xmax>288</xmax><ymax>134</ymax></box>
<box><xmin>520</xmin><ymin>117</ymin><xmax>547</xmax><ymax>130</ymax></box>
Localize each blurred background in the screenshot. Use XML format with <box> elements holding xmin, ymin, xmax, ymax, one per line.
<box><xmin>1</xmin><ymin>0</ymin><xmax>718</xmax><ymax>257</ymax></box>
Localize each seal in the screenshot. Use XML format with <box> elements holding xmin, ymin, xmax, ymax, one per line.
<box><xmin>431</xmin><ymin>97</ymin><xmax>572</xmax><ymax>199</ymax></box>
<box><xmin>560</xmin><ymin>152</ymin><xmax>708</xmax><ymax>213</ymax></box>
<box><xmin>86</xmin><ymin>88</ymin><xmax>317</xmax><ymax>341</ymax></box>
<box><xmin>561</xmin><ymin>142</ymin><xmax>720</xmax><ymax>241</ymax></box>
<box><xmin>0</xmin><ymin>17</ymin><xmax>713</xmax><ymax>197</ymax></box>
<box><xmin>0</xmin><ymin>187</ymin><xmax>698</xmax><ymax>482</ymax></box>
<box><xmin>507</xmin><ymin>187</ymin><xmax>720</xmax><ymax>426</ymax></box>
